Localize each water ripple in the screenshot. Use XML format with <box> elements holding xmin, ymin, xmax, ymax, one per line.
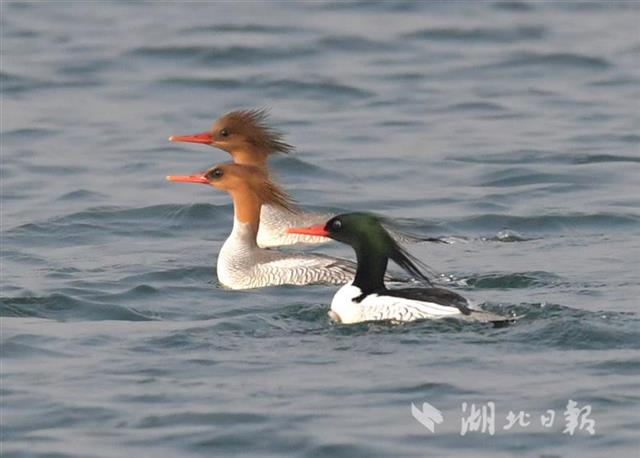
<box><xmin>155</xmin><ymin>76</ymin><xmax>373</xmax><ymax>100</ymax></box>
<box><xmin>448</xmin><ymin>150</ymin><xmax>640</xmax><ymax>165</ymax></box>
<box><xmin>442</xmin><ymin>213</ymin><xmax>640</xmax><ymax>232</ymax></box>
<box><xmin>317</xmin><ymin>35</ymin><xmax>396</xmax><ymax>52</ymax></box>
<box><xmin>507</xmin><ymin>306</ymin><xmax>640</xmax><ymax>350</ymax></box>
<box><xmin>1</xmin><ymin>294</ymin><xmax>153</xmax><ymax>321</ymax></box>
<box><xmin>494</xmin><ymin>51</ymin><xmax>612</xmax><ymax>70</ymax></box>
<box><xmin>404</xmin><ymin>25</ymin><xmax>545</xmax><ymax>42</ymax></box>
<box><xmin>127</xmin><ymin>44</ymin><xmax>316</xmax><ymax>64</ymax></box>
<box><xmin>180</xmin><ymin>24</ymin><xmax>307</xmax><ymax>35</ymax></box>
<box><xmin>463</xmin><ymin>271</ymin><xmax>561</xmax><ymax>289</ymax></box>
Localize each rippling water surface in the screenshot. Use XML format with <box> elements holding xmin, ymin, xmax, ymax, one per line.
<box><xmin>2</xmin><ymin>2</ymin><xmax>640</xmax><ymax>457</ymax></box>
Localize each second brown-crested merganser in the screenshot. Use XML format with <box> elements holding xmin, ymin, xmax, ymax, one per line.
<box><xmin>288</xmin><ymin>213</ymin><xmax>514</xmax><ymax>326</ymax></box>
<box><xmin>169</xmin><ymin>109</ymin><xmax>435</xmax><ymax>248</ymax></box>
<box><xmin>166</xmin><ymin>163</ymin><xmax>363</xmax><ymax>289</ymax></box>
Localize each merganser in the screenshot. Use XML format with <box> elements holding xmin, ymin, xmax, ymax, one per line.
<box><xmin>288</xmin><ymin>213</ymin><xmax>513</xmax><ymax>326</ymax></box>
<box><xmin>169</xmin><ymin>108</ymin><xmax>330</xmax><ymax>248</ymax></box>
<box><xmin>169</xmin><ymin>109</ymin><xmax>435</xmax><ymax>248</ymax></box>
<box><xmin>166</xmin><ymin>163</ymin><xmax>364</xmax><ymax>289</ymax></box>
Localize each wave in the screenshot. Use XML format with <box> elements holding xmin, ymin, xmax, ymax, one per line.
<box><xmin>155</xmin><ymin>76</ymin><xmax>374</xmax><ymax>100</ymax></box>
<box><xmin>4</xmin><ymin>204</ymin><xmax>231</xmax><ymax>248</ymax></box>
<box><xmin>180</xmin><ymin>23</ymin><xmax>306</xmax><ymax>35</ymax></box>
<box><xmin>317</xmin><ymin>35</ymin><xmax>395</xmax><ymax>52</ymax></box>
<box><xmin>503</xmin><ymin>304</ymin><xmax>640</xmax><ymax>350</ymax></box>
<box><xmin>404</xmin><ymin>25</ymin><xmax>545</xmax><ymax>43</ymax></box>
<box><xmin>494</xmin><ymin>51</ymin><xmax>612</xmax><ymax>70</ymax></box>
<box><xmin>448</xmin><ymin>150</ymin><xmax>640</xmax><ymax>165</ymax></box>
<box><xmin>492</xmin><ymin>1</ymin><xmax>534</xmax><ymax>12</ymax></box>
<box><xmin>127</xmin><ymin>44</ymin><xmax>316</xmax><ymax>64</ymax></box>
<box><xmin>56</xmin><ymin>190</ymin><xmax>109</xmax><ymax>201</ymax></box>
<box><xmin>2</xmin><ymin>127</ymin><xmax>57</xmax><ymax>140</ymax></box>
<box><xmin>445</xmin><ymin>213</ymin><xmax>640</xmax><ymax>232</ymax></box>
<box><xmin>462</xmin><ymin>271</ymin><xmax>562</xmax><ymax>289</ymax></box>
<box><xmin>1</xmin><ymin>293</ymin><xmax>153</xmax><ymax>321</ymax></box>
<box><xmin>8</xmin><ymin>203</ymin><xmax>228</xmax><ymax>231</ymax></box>
<box><xmin>1</xmin><ymin>71</ymin><xmax>101</xmax><ymax>94</ymax></box>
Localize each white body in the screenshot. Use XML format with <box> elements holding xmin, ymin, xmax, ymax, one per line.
<box><xmin>330</xmin><ymin>283</ymin><xmax>506</xmax><ymax>324</ymax></box>
<box><xmin>217</xmin><ymin>219</ymin><xmax>356</xmax><ymax>289</ymax></box>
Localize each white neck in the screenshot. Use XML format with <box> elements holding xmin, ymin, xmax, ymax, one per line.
<box><xmin>224</xmin><ymin>218</ymin><xmax>259</xmax><ymax>252</ymax></box>
<box><xmin>217</xmin><ymin>218</ymin><xmax>260</xmax><ymax>287</ymax></box>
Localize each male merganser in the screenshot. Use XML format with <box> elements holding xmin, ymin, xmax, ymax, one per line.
<box><xmin>288</xmin><ymin>213</ymin><xmax>513</xmax><ymax>326</ymax></box>
<box><xmin>166</xmin><ymin>163</ymin><xmax>363</xmax><ymax>289</ymax></box>
<box><xmin>169</xmin><ymin>109</ymin><xmax>434</xmax><ymax>248</ymax></box>
<box><xmin>169</xmin><ymin>109</ymin><xmax>330</xmax><ymax>248</ymax></box>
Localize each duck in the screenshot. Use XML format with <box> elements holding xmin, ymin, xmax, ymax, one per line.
<box><xmin>287</xmin><ymin>213</ymin><xmax>514</xmax><ymax>326</ymax></box>
<box><xmin>169</xmin><ymin>108</ymin><xmax>438</xmax><ymax>248</ymax></box>
<box><xmin>169</xmin><ymin>108</ymin><xmax>331</xmax><ymax>248</ymax></box>
<box><xmin>166</xmin><ymin>163</ymin><xmax>365</xmax><ymax>289</ymax></box>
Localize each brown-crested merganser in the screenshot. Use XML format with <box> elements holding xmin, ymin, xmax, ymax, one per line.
<box><xmin>288</xmin><ymin>213</ymin><xmax>514</xmax><ymax>326</ymax></box>
<box><xmin>169</xmin><ymin>109</ymin><xmax>435</xmax><ymax>248</ymax></box>
<box><xmin>169</xmin><ymin>109</ymin><xmax>330</xmax><ymax>248</ymax></box>
<box><xmin>166</xmin><ymin>163</ymin><xmax>362</xmax><ymax>289</ymax></box>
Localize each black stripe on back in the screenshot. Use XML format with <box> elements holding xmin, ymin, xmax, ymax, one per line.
<box><xmin>366</xmin><ymin>287</ymin><xmax>472</xmax><ymax>315</ymax></box>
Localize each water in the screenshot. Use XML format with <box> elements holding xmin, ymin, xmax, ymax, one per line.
<box><xmin>2</xmin><ymin>1</ymin><xmax>639</xmax><ymax>457</ymax></box>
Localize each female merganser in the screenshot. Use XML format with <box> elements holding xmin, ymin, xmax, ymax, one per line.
<box><xmin>166</xmin><ymin>163</ymin><xmax>363</xmax><ymax>289</ymax></box>
<box><xmin>169</xmin><ymin>109</ymin><xmax>330</xmax><ymax>248</ymax></box>
<box><xmin>288</xmin><ymin>213</ymin><xmax>513</xmax><ymax>326</ymax></box>
<box><xmin>169</xmin><ymin>109</ymin><xmax>434</xmax><ymax>248</ymax></box>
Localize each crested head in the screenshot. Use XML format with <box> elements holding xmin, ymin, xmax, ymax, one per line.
<box><xmin>322</xmin><ymin>213</ymin><xmax>390</xmax><ymax>247</ymax></box>
<box><xmin>287</xmin><ymin>212</ymin><xmax>435</xmax><ymax>290</ymax></box>
<box><xmin>166</xmin><ymin>162</ymin><xmax>297</xmax><ymax>225</ymax></box>
<box><xmin>321</xmin><ymin>213</ymin><xmax>433</xmax><ymax>285</ymax></box>
<box><xmin>169</xmin><ymin>108</ymin><xmax>293</xmax><ymax>167</ymax></box>
<box><xmin>201</xmin><ymin>162</ymin><xmax>297</xmax><ymax>213</ymax></box>
<box><xmin>211</xmin><ymin>108</ymin><xmax>293</xmax><ymax>159</ymax></box>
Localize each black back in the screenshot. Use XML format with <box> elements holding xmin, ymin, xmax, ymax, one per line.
<box><xmin>363</xmin><ymin>287</ymin><xmax>472</xmax><ymax>315</ymax></box>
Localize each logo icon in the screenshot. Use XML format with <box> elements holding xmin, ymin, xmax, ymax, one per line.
<box><xmin>411</xmin><ymin>401</ymin><xmax>444</xmax><ymax>433</ymax></box>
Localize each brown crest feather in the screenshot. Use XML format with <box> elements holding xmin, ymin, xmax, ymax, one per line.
<box><xmin>220</xmin><ymin>108</ymin><xmax>293</xmax><ymax>156</ymax></box>
<box><xmin>208</xmin><ymin>162</ymin><xmax>299</xmax><ymax>215</ymax></box>
<box><xmin>247</xmin><ymin>167</ymin><xmax>298</xmax><ymax>214</ymax></box>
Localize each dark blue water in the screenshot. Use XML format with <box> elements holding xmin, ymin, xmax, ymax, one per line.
<box><xmin>2</xmin><ymin>1</ymin><xmax>639</xmax><ymax>457</ymax></box>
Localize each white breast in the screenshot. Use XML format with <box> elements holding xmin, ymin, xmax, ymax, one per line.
<box><xmin>217</xmin><ymin>219</ymin><xmax>356</xmax><ymax>289</ymax></box>
<box><xmin>217</xmin><ymin>220</ymin><xmax>256</xmax><ymax>288</ymax></box>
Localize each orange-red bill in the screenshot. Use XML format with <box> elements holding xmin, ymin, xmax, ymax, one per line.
<box><xmin>168</xmin><ymin>131</ymin><xmax>212</xmax><ymax>144</ymax></box>
<box><xmin>286</xmin><ymin>224</ymin><xmax>329</xmax><ymax>237</ymax></box>
<box><xmin>166</xmin><ymin>174</ymin><xmax>209</xmax><ymax>184</ymax></box>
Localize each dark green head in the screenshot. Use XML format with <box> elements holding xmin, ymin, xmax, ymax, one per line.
<box><xmin>323</xmin><ymin>213</ymin><xmax>394</xmax><ymax>252</ymax></box>
<box><xmin>288</xmin><ymin>212</ymin><xmax>433</xmax><ymax>288</ymax></box>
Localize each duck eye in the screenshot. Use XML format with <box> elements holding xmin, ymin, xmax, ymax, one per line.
<box><xmin>331</xmin><ymin>219</ymin><xmax>342</xmax><ymax>231</ymax></box>
<box><xmin>207</xmin><ymin>168</ymin><xmax>223</xmax><ymax>180</ymax></box>
<box><xmin>219</xmin><ymin>128</ymin><xmax>229</xmax><ymax>138</ymax></box>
